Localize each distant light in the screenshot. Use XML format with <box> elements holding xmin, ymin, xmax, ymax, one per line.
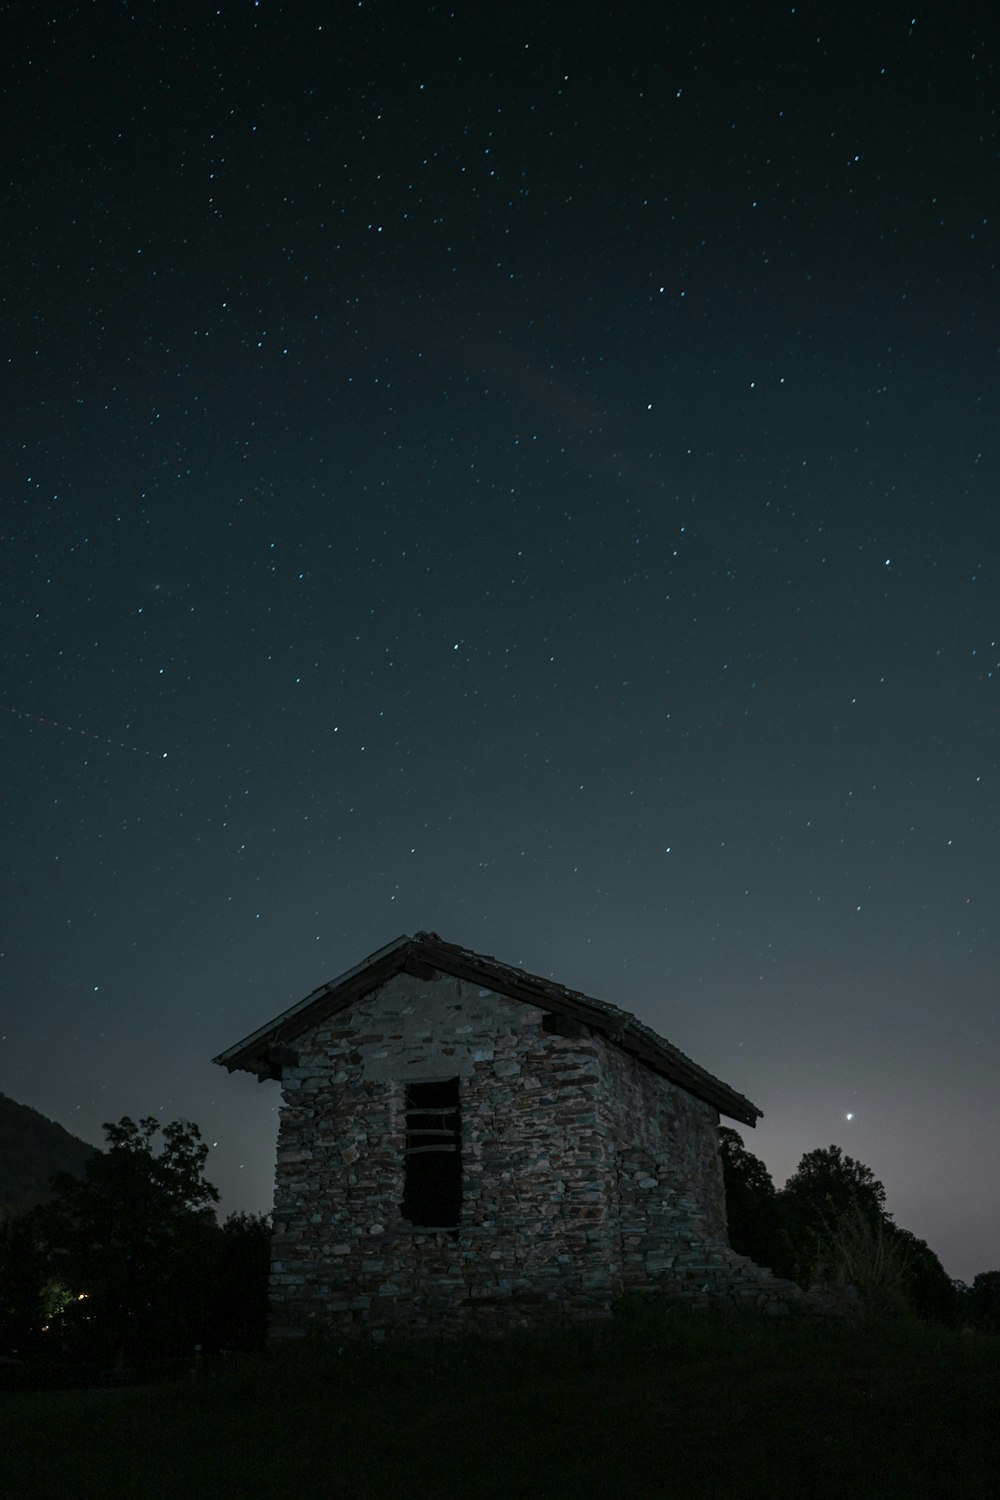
<box><xmin>846</xmin><ymin>1112</ymin><xmax>854</xmax><ymax>1121</ymax></box>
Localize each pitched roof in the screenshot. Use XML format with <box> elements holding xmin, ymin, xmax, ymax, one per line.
<box><xmin>213</xmin><ymin>931</ymin><xmax>761</xmax><ymax>1126</ymax></box>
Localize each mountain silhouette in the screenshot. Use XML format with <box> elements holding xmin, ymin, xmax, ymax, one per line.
<box><xmin>0</xmin><ymin>1092</ymin><xmax>97</xmax><ymax>1219</ymax></box>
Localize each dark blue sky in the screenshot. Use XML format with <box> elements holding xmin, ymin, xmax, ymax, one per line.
<box><xmin>2</xmin><ymin>2</ymin><xmax>997</xmax><ymax>1281</ymax></box>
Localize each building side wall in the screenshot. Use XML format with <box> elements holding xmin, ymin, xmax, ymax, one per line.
<box><xmin>598</xmin><ymin>1038</ymin><xmax>821</xmax><ymax>1314</ymax></box>
<box><xmin>269</xmin><ymin>971</ymin><xmax>618</xmax><ymax>1339</ymax></box>
<box><xmin>595</xmin><ymin>1035</ymin><xmax>732</xmax><ymax>1287</ymax></box>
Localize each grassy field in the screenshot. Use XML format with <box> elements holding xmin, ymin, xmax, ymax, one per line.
<box><xmin>4</xmin><ymin>1301</ymin><xmax>999</xmax><ymax>1499</ymax></box>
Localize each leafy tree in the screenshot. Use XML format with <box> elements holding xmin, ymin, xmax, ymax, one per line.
<box><xmin>0</xmin><ymin>1211</ymin><xmax>55</xmax><ymax>1355</ymax></box>
<box><xmin>966</xmin><ymin>1271</ymin><xmax>1000</xmax><ymax>1334</ymax></box>
<box><xmin>807</xmin><ymin>1200</ymin><xmax>911</xmax><ymax>1317</ymax></box>
<box><xmin>773</xmin><ymin>1145</ymin><xmax>957</xmax><ymax>1323</ymax></box>
<box><xmin>891</xmin><ymin>1227</ymin><xmax>958</xmax><ymax>1325</ymax></box>
<box><xmin>718</xmin><ymin>1127</ymin><xmax>787</xmax><ymax>1273</ymax></box>
<box><xmin>205</xmin><ymin>1212</ymin><xmax>272</xmax><ymax>1351</ymax></box>
<box><xmin>778</xmin><ymin>1144</ymin><xmax>890</xmax><ymax>1289</ymax></box>
<box><xmin>40</xmin><ymin>1115</ymin><xmax>219</xmax><ymax>1363</ymax></box>
<box><xmin>782</xmin><ymin>1144</ymin><xmax>888</xmax><ymax>1223</ymax></box>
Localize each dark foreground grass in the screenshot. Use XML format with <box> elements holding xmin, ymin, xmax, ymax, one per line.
<box><xmin>5</xmin><ymin>1301</ymin><xmax>1000</xmax><ymax>1500</ymax></box>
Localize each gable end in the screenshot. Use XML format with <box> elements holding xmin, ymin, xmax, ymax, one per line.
<box><xmin>213</xmin><ymin>932</ymin><xmax>761</xmax><ymax>1126</ymax></box>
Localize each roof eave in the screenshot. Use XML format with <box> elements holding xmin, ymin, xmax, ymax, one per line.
<box><xmin>212</xmin><ymin>934</ymin><xmax>414</xmax><ymax>1075</ymax></box>
<box><xmin>212</xmin><ymin>932</ymin><xmax>763</xmax><ymax>1124</ymax></box>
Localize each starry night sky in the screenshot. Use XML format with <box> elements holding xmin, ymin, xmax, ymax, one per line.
<box><xmin>3</xmin><ymin>3</ymin><xmax>997</xmax><ymax>1282</ymax></box>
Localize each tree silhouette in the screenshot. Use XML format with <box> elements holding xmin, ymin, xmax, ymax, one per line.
<box><xmin>206</xmin><ymin>1212</ymin><xmax>272</xmax><ymax>1351</ymax></box>
<box><xmin>0</xmin><ymin>1212</ymin><xmax>53</xmax><ymax>1356</ymax></box>
<box><xmin>891</xmin><ymin>1226</ymin><xmax>957</xmax><ymax>1325</ymax></box>
<box><xmin>40</xmin><ymin>1115</ymin><xmax>219</xmax><ymax>1363</ymax></box>
<box><xmin>966</xmin><ymin>1271</ymin><xmax>1000</xmax><ymax>1334</ymax></box>
<box><xmin>778</xmin><ymin>1144</ymin><xmax>887</xmax><ymax>1285</ymax></box>
<box><xmin>773</xmin><ymin>1144</ymin><xmax>957</xmax><ymax>1323</ymax></box>
<box><xmin>782</xmin><ymin>1143</ymin><xmax>888</xmax><ymax>1222</ymax></box>
<box><xmin>718</xmin><ymin>1127</ymin><xmax>787</xmax><ymax>1273</ymax></box>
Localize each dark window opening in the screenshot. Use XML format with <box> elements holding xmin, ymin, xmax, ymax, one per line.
<box><xmin>402</xmin><ymin>1078</ymin><xmax>461</xmax><ymax>1230</ymax></box>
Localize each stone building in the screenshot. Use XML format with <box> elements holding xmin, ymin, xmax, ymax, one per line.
<box><xmin>214</xmin><ymin>931</ymin><xmax>804</xmax><ymax>1340</ymax></box>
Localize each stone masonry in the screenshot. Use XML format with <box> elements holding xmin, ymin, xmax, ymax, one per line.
<box><xmin>220</xmin><ymin>942</ymin><xmax>815</xmax><ymax>1342</ymax></box>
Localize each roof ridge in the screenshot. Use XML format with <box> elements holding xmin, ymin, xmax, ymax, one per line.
<box><xmin>214</xmin><ymin>931</ymin><xmax>761</xmax><ymax>1126</ymax></box>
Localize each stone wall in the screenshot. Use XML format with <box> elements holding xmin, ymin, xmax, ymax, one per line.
<box><xmin>596</xmin><ymin>1037</ymin><xmax>819</xmax><ymax>1313</ymax></box>
<box><xmin>267</xmin><ymin>968</ymin><xmax>806</xmax><ymax>1340</ymax></box>
<box><xmin>599</xmin><ymin>1032</ymin><xmax>728</xmax><ymax>1241</ymax></box>
<box><xmin>270</xmin><ymin>970</ymin><xmax>623</xmax><ymax>1339</ymax></box>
